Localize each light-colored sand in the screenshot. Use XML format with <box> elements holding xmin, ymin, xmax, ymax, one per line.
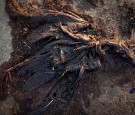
<box><xmin>0</xmin><ymin>0</ymin><xmax>12</xmax><ymax>64</ymax></box>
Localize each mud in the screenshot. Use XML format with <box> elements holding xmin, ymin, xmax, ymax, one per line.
<box><xmin>0</xmin><ymin>0</ymin><xmax>135</xmax><ymax>115</ymax></box>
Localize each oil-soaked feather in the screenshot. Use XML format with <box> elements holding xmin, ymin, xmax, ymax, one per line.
<box><xmin>38</xmin><ymin>40</ymin><xmax>80</xmax><ymax>55</ymax></box>
<box><xmin>56</xmin><ymin>50</ymin><xmax>88</xmax><ymax>71</ymax></box>
<box><xmin>23</xmin><ymin>71</ymin><xmax>55</xmax><ymax>91</ymax></box>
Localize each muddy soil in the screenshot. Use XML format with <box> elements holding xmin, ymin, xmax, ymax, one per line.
<box><xmin>0</xmin><ymin>0</ymin><xmax>135</xmax><ymax>115</ymax></box>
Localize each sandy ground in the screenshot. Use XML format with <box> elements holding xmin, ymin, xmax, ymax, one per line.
<box><xmin>72</xmin><ymin>0</ymin><xmax>135</xmax><ymax>39</ymax></box>
<box><xmin>0</xmin><ymin>0</ymin><xmax>12</xmax><ymax>65</ymax></box>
